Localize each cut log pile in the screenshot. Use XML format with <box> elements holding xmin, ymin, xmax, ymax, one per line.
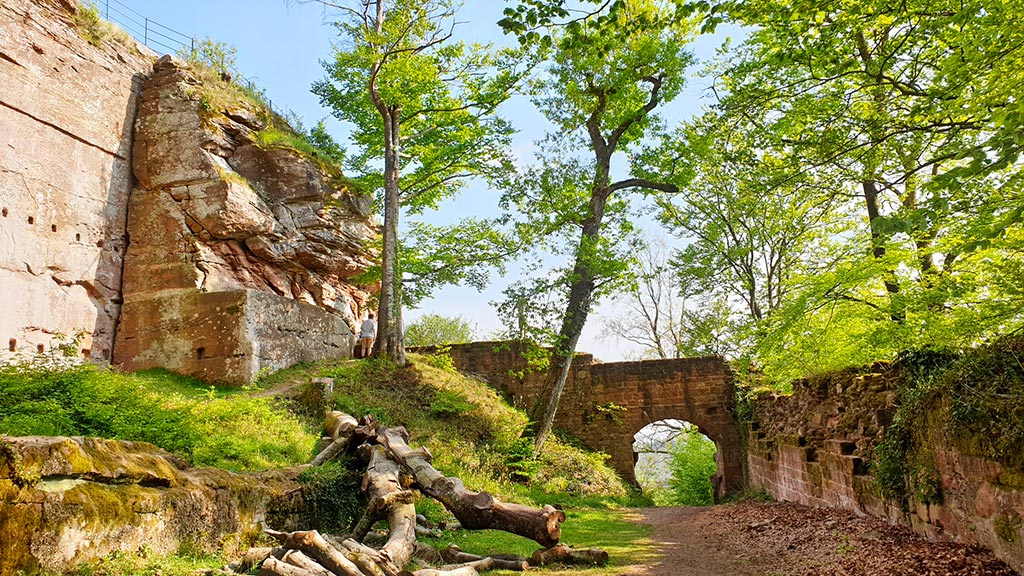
<box><xmin>226</xmin><ymin>411</ymin><xmax>608</xmax><ymax>576</ymax></box>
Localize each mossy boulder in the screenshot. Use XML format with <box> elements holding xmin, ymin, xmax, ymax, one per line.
<box><xmin>0</xmin><ymin>436</ymin><xmax>305</xmax><ymax>576</ymax></box>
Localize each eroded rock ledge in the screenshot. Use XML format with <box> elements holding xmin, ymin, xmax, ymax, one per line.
<box><xmin>114</xmin><ymin>55</ymin><xmax>377</xmax><ymax>384</ymax></box>
<box><xmin>0</xmin><ymin>436</ymin><xmax>305</xmax><ymax>576</ymax></box>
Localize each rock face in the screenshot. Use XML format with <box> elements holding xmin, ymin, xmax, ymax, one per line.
<box><xmin>0</xmin><ymin>0</ymin><xmax>152</xmax><ymax>363</ymax></box>
<box><xmin>0</xmin><ymin>436</ymin><xmax>305</xmax><ymax>576</ymax></box>
<box><xmin>113</xmin><ymin>55</ymin><xmax>376</xmax><ymax>384</ymax></box>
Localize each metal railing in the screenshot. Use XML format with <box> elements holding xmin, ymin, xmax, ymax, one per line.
<box><xmin>98</xmin><ymin>0</ymin><xmax>193</xmax><ymax>55</ymax></box>
<box><xmin>94</xmin><ymin>0</ymin><xmax>280</xmax><ymax>116</ymax></box>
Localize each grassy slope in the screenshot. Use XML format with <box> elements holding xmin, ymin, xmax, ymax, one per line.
<box><xmin>0</xmin><ymin>353</ymin><xmax>654</xmax><ymax>575</ymax></box>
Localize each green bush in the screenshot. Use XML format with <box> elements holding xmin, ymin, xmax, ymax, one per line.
<box><xmin>298</xmin><ymin>459</ymin><xmax>365</xmax><ymax>533</ymax></box>
<box><xmin>404</xmin><ymin>314</ymin><xmax>475</xmax><ymax>347</ymax></box>
<box><xmin>667</xmin><ymin>430</ymin><xmax>717</xmax><ymax>506</ymax></box>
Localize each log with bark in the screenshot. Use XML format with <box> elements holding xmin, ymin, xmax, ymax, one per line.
<box><xmin>378</xmin><ymin>426</ymin><xmax>566</xmax><ymax>547</ymax></box>
<box><xmin>530</xmin><ymin>543</ymin><xmax>610</xmax><ymax>567</ymax></box>
<box><xmin>240</xmin><ymin>411</ymin><xmax>604</xmax><ymax>576</ymax></box>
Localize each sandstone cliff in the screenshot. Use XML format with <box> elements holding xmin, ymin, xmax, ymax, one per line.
<box><xmin>0</xmin><ymin>0</ymin><xmax>151</xmax><ymax>362</ymax></box>
<box><xmin>114</xmin><ymin>55</ymin><xmax>376</xmax><ymax>384</ymax></box>
<box><xmin>1</xmin><ymin>0</ymin><xmax>378</xmax><ymax>383</ymax></box>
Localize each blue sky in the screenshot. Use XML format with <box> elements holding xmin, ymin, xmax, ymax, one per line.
<box><xmin>103</xmin><ymin>0</ymin><xmax>740</xmax><ymax>360</ymax></box>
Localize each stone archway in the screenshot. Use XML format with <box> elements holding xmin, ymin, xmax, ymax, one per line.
<box><xmin>426</xmin><ymin>343</ymin><xmax>746</xmax><ymax>500</ymax></box>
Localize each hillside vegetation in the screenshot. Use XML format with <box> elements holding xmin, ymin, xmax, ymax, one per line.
<box><xmin>0</xmin><ymin>352</ymin><xmax>641</xmax><ymax>574</ymax></box>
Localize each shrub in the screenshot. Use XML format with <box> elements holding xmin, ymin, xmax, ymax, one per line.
<box><xmin>179</xmin><ymin>37</ymin><xmax>237</xmax><ymax>76</ymax></box>
<box><xmin>667</xmin><ymin>430</ymin><xmax>717</xmax><ymax>506</ymax></box>
<box><xmin>298</xmin><ymin>459</ymin><xmax>364</xmax><ymax>533</ymax></box>
<box><xmin>405</xmin><ymin>314</ymin><xmax>475</xmax><ymax>347</ymax></box>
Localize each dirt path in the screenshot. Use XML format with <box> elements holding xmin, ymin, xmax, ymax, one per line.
<box><xmin>624</xmin><ymin>501</ymin><xmax>1018</xmax><ymax>576</ymax></box>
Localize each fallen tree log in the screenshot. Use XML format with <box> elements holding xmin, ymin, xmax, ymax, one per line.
<box><xmin>440</xmin><ymin>544</ymin><xmax>529</xmax><ymax>571</ymax></box>
<box><xmin>359</xmin><ymin>444</ymin><xmax>416</xmax><ymax>571</ymax></box>
<box><xmin>279</xmin><ymin>550</ymin><xmax>333</xmax><ymax>576</ymax></box>
<box><xmin>530</xmin><ymin>543</ymin><xmax>609</xmax><ymax>567</ymax></box>
<box><xmin>378</xmin><ymin>426</ymin><xmax>566</xmax><ymax>547</ymax></box>
<box><xmin>309</xmin><ymin>411</ymin><xmax>359</xmax><ymax>466</ymax></box>
<box><xmin>265</xmin><ymin>529</ymin><xmax>368</xmax><ymax>576</ymax></box>
<box><xmin>258</xmin><ymin>556</ymin><xmax>318</xmax><ymax>576</ymax></box>
<box><xmin>398</xmin><ymin>567</ymin><xmax>480</xmax><ymax>576</ymax></box>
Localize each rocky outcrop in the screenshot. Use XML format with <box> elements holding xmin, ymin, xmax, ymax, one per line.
<box><xmin>113</xmin><ymin>55</ymin><xmax>376</xmax><ymax>384</ymax></box>
<box><xmin>0</xmin><ymin>0</ymin><xmax>152</xmax><ymax>363</ymax></box>
<box><xmin>0</xmin><ymin>436</ymin><xmax>305</xmax><ymax>576</ymax></box>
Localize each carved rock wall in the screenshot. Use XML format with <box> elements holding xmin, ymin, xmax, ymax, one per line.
<box><xmin>748</xmin><ymin>367</ymin><xmax>1024</xmax><ymax>573</ymax></box>
<box><xmin>0</xmin><ymin>436</ymin><xmax>305</xmax><ymax>576</ymax></box>
<box><xmin>113</xmin><ymin>56</ymin><xmax>376</xmax><ymax>384</ymax></box>
<box><xmin>0</xmin><ymin>0</ymin><xmax>152</xmax><ymax>362</ymax></box>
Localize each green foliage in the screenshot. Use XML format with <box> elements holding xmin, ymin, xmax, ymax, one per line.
<box><xmin>614</xmin><ymin>0</ymin><xmax>1024</xmax><ymax>384</ymax></box>
<box><xmin>404</xmin><ymin>314</ymin><xmax>476</xmax><ymax>347</ymax></box>
<box><xmin>0</xmin><ymin>364</ymin><xmax>316</xmax><ymax>472</ymax></box>
<box><xmin>297</xmin><ymin>459</ymin><xmax>365</xmax><ymax>533</ymax></box>
<box><xmin>72</xmin><ymin>2</ymin><xmax>131</xmax><ymax>48</ymax></box>
<box><xmin>666</xmin><ymin>427</ymin><xmax>718</xmax><ymax>506</ymax></box>
<box><xmin>179</xmin><ymin>37</ymin><xmax>237</xmax><ymax>76</ymax></box>
<box><xmin>429</xmin><ymin>389</ymin><xmax>474</xmax><ymax>417</ymax></box>
<box><xmin>504</xmin><ymin>436</ymin><xmax>541</xmax><ymax>482</ymax></box>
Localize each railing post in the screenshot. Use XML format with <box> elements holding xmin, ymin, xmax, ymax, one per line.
<box><xmin>104</xmin><ymin>0</ymin><xmax>108</xmax><ymax>18</ymax></box>
<box><xmin>144</xmin><ymin>18</ymin><xmax>148</xmax><ymax>46</ymax></box>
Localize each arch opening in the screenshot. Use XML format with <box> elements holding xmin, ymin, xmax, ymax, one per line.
<box><xmin>633</xmin><ymin>419</ymin><xmax>721</xmax><ymax>506</ymax></box>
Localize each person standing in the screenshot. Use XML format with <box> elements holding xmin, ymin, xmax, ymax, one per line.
<box><xmin>359</xmin><ymin>312</ymin><xmax>376</xmax><ymax>359</ymax></box>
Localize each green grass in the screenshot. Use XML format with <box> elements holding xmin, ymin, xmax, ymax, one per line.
<box><xmin>0</xmin><ymin>364</ymin><xmax>316</xmax><ymax>472</ymax></box>
<box><xmin>421</xmin><ymin>506</ymin><xmax>658</xmax><ymax>575</ymax></box>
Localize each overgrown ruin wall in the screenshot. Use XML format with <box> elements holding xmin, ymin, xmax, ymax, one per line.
<box><xmin>1</xmin><ymin>1</ymin><xmax>377</xmax><ymax>383</ymax></box>
<box><xmin>748</xmin><ymin>366</ymin><xmax>1024</xmax><ymax>572</ymax></box>
<box><xmin>425</xmin><ymin>342</ymin><xmax>743</xmax><ymax>497</ymax></box>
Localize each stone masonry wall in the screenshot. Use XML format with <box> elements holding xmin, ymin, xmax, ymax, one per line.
<box><xmin>419</xmin><ymin>342</ymin><xmax>743</xmax><ymax>497</ymax></box>
<box><xmin>0</xmin><ymin>0</ymin><xmax>153</xmax><ymax>363</ymax></box>
<box><xmin>748</xmin><ymin>366</ymin><xmax>1024</xmax><ymax>573</ymax></box>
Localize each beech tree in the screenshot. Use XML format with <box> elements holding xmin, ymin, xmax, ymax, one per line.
<box><xmin>692</xmin><ymin>0</ymin><xmax>1024</xmax><ymax>377</ymax></box>
<box><xmin>312</xmin><ymin>0</ymin><xmax>525</xmax><ymax>364</ymax></box>
<box><xmin>601</xmin><ymin>238</ymin><xmax>735</xmax><ymax>359</ymax></box>
<box><xmin>501</xmin><ymin>0</ymin><xmax>693</xmax><ymax>453</ymax></box>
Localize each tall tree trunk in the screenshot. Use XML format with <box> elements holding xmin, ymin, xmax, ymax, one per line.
<box><xmin>372</xmin><ymin>105</ymin><xmax>407</xmax><ymax>365</ymax></box>
<box><xmin>862</xmin><ymin>179</ymin><xmax>904</xmax><ymax>322</ymax></box>
<box><xmin>533</xmin><ymin>160</ymin><xmax>612</xmax><ymax>453</ymax></box>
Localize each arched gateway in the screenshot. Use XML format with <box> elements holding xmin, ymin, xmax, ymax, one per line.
<box><xmin>426</xmin><ymin>342</ymin><xmax>744</xmax><ymax>499</ymax></box>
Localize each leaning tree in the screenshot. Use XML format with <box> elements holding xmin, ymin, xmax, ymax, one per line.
<box><xmin>500</xmin><ymin>0</ymin><xmax>694</xmax><ymax>452</ymax></box>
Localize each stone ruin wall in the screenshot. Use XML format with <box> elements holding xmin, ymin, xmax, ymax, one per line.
<box><xmin>0</xmin><ymin>0</ymin><xmax>377</xmax><ymax>383</ymax></box>
<box><xmin>748</xmin><ymin>366</ymin><xmax>1024</xmax><ymax>572</ymax></box>
<box><xmin>422</xmin><ymin>342</ymin><xmax>743</xmax><ymax>497</ymax></box>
